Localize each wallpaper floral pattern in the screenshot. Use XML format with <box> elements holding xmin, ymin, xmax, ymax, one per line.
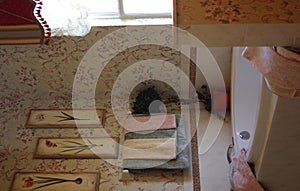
<box><xmin>176</xmin><ymin>0</ymin><xmax>300</xmax><ymax>24</ymax></box>
<box><xmin>0</xmin><ymin>27</ymin><xmax>186</xmax><ymax>191</ymax></box>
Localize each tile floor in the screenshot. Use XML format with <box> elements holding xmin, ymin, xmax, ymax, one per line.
<box><xmin>198</xmin><ymin>110</ymin><xmax>232</xmax><ymax>191</ymax></box>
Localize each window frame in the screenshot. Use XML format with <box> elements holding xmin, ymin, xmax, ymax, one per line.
<box><xmin>87</xmin><ymin>0</ymin><xmax>173</xmax><ymax>25</ymax></box>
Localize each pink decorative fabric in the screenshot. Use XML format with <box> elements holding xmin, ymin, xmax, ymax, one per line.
<box><xmin>243</xmin><ymin>47</ymin><xmax>300</xmax><ymax>89</ymax></box>
<box><xmin>232</xmin><ymin>149</ymin><xmax>264</xmax><ymax>191</ymax></box>
<box><xmin>242</xmin><ymin>47</ymin><xmax>300</xmax><ymax>97</ymax></box>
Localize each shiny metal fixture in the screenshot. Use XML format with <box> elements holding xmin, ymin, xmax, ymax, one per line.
<box><xmin>239</xmin><ymin>131</ymin><xmax>250</xmax><ymax>140</ymax></box>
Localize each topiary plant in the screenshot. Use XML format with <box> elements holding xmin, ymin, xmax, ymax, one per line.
<box><xmin>197</xmin><ymin>85</ymin><xmax>211</xmax><ymax>112</ymax></box>
<box><xmin>132</xmin><ymin>86</ymin><xmax>162</xmax><ymax>114</ymax></box>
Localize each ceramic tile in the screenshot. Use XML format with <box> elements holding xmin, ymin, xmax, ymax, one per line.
<box><xmin>200</xmin><ymin>176</ymin><xmax>231</xmax><ymax>191</ymax></box>
<box><xmin>244</xmin><ymin>24</ymin><xmax>300</xmax><ymax>46</ymax></box>
<box><xmin>197</xmin><ymin>110</ymin><xmax>232</xmax><ymax>191</ymax></box>
<box><xmin>179</xmin><ymin>24</ymin><xmax>247</xmax><ymax>47</ymax></box>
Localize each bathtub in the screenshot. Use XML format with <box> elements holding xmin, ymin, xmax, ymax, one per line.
<box><xmin>231</xmin><ymin>47</ymin><xmax>264</xmax><ymax>157</ymax></box>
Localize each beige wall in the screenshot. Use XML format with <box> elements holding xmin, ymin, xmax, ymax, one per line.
<box><xmin>256</xmin><ymin>97</ymin><xmax>300</xmax><ymax>191</ymax></box>
<box><xmin>195</xmin><ymin>47</ymin><xmax>232</xmax><ymax>91</ymax></box>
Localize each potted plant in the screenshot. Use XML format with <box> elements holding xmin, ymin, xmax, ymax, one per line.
<box><xmin>132</xmin><ymin>86</ymin><xmax>162</xmax><ymax>114</ymax></box>
<box><xmin>197</xmin><ymin>85</ymin><xmax>211</xmax><ymax>112</ymax></box>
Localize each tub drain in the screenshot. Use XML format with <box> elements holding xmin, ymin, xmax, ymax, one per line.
<box><xmin>239</xmin><ymin>131</ymin><xmax>250</xmax><ymax>140</ymax></box>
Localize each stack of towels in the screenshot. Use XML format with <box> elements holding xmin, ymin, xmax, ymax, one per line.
<box><xmin>122</xmin><ymin>114</ymin><xmax>177</xmax><ymax>160</ymax></box>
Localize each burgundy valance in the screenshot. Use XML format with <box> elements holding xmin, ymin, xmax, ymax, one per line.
<box><xmin>0</xmin><ymin>0</ymin><xmax>49</xmax><ymax>44</ymax></box>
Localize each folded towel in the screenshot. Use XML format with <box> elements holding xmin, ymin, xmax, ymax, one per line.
<box><xmin>125</xmin><ymin>129</ymin><xmax>176</xmax><ymax>140</ymax></box>
<box><xmin>124</xmin><ymin>114</ymin><xmax>176</xmax><ymax>133</ymax></box>
<box><xmin>122</xmin><ymin>138</ymin><xmax>176</xmax><ymax>160</ymax></box>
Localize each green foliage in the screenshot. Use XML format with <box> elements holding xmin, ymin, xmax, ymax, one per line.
<box><xmin>132</xmin><ymin>86</ymin><xmax>162</xmax><ymax>114</ymax></box>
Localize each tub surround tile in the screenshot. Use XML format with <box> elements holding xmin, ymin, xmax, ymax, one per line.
<box><xmin>178</xmin><ymin>24</ymin><xmax>247</xmax><ymax>47</ymax></box>
<box><xmin>178</xmin><ymin>24</ymin><xmax>300</xmax><ymax>47</ymax></box>
<box><xmin>197</xmin><ymin>110</ymin><xmax>232</xmax><ymax>190</ymax></box>
<box><xmin>244</xmin><ymin>24</ymin><xmax>300</xmax><ymax>46</ymax></box>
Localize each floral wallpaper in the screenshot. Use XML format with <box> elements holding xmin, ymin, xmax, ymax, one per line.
<box><xmin>0</xmin><ymin>27</ymin><xmax>187</xmax><ymax>191</ymax></box>
<box><xmin>176</xmin><ymin>0</ymin><xmax>300</xmax><ymax>24</ymax></box>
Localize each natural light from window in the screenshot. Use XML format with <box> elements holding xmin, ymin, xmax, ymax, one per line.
<box><xmin>42</xmin><ymin>0</ymin><xmax>173</xmax><ymax>22</ymax></box>
<box><xmin>123</xmin><ymin>0</ymin><xmax>173</xmax><ymax>15</ymax></box>
<box><xmin>40</xmin><ymin>0</ymin><xmax>173</xmax><ymax>36</ymax></box>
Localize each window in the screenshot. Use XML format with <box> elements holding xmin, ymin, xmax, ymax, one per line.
<box><xmin>40</xmin><ymin>0</ymin><xmax>173</xmax><ymax>36</ymax></box>
<box><xmin>86</xmin><ymin>0</ymin><xmax>173</xmax><ymax>26</ymax></box>
<box><xmin>86</xmin><ymin>0</ymin><xmax>172</xmax><ymax>18</ymax></box>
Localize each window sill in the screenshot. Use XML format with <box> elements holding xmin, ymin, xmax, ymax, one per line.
<box><xmin>49</xmin><ymin>18</ymin><xmax>173</xmax><ymax>36</ymax></box>
<box><xmin>89</xmin><ymin>17</ymin><xmax>173</xmax><ymax>26</ymax></box>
